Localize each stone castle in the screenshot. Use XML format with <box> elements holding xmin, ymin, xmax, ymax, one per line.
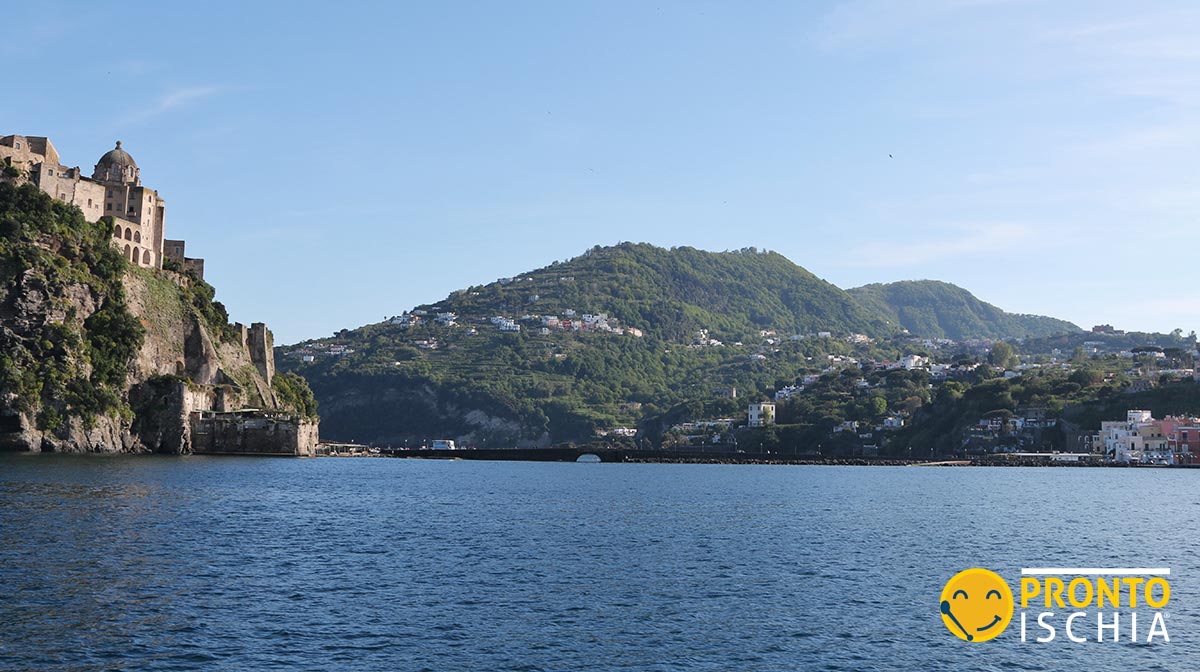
<box><xmin>0</xmin><ymin>134</ymin><xmax>319</xmax><ymax>456</ymax></box>
<box><xmin>0</xmin><ymin>134</ymin><xmax>205</xmax><ymax>278</ymax></box>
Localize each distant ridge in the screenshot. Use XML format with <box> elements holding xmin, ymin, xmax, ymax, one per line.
<box><xmin>280</xmin><ymin>243</ymin><xmax>1082</xmax><ymax>447</ymax></box>
<box><xmin>847</xmin><ymin>280</ymin><xmax>1081</xmax><ymax>341</ymax></box>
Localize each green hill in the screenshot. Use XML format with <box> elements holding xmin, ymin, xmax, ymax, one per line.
<box><xmin>847</xmin><ymin>280</ymin><xmax>1081</xmax><ymax>341</ymax></box>
<box><xmin>279</xmin><ymin>244</ymin><xmax>1081</xmax><ymax>448</ymax></box>
<box><xmin>280</xmin><ymin>244</ymin><xmax>896</xmax><ymax>447</ymax></box>
<box><xmin>431</xmin><ymin>243</ymin><xmax>885</xmax><ymax>340</ymax></box>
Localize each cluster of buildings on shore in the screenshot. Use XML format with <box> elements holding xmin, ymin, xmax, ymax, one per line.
<box><xmin>1100</xmin><ymin>410</ymin><xmax>1200</xmax><ymax>465</ymax></box>
<box><xmin>847</xmin><ymin>405</ymin><xmax>1200</xmax><ymax>465</ymax></box>
<box><xmin>962</xmin><ymin>409</ymin><xmax>1062</xmax><ymax>454</ymax></box>
<box><xmin>965</xmin><ymin>409</ymin><xmax>1200</xmax><ymax>465</ymax></box>
<box><xmin>626</xmin><ymin>399</ymin><xmax>1200</xmax><ymax>464</ymax></box>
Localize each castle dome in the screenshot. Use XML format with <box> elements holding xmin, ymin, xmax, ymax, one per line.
<box><xmin>97</xmin><ymin>140</ymin><xmax>137</xmax><ymax>168</ymax></box>
<box><xmin>93</xmin><ymin>140</ymin><xmax>140</xmax><ymax>185</ymax></box>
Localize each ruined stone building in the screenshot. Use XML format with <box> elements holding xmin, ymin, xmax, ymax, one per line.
<box><xmin>0</xmin><ymin>135</ymin><xmax>204</xmax><ymax>277</ymax></box>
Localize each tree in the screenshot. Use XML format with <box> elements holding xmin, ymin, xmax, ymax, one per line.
<box><xmin>870</xmin><ymin>395</ymin><xmax>888</xmax><ymax>417</ymax></box>
<box><xmin>937</xmin><ymin>381</ymin><xmax>966</xmax><ymax>403</ymax></box>
<box><xmin>1068</xmin><ymin>368</ymin><xmax>1103</xmax><ymax>387</ymax></box>
<box><xmin>988</xmin><ymin>342</ymin><xmax>1018</xmax><ymax>369</ymax></box>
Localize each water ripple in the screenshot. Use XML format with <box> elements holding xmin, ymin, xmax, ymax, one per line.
<box><xmin>0</xmin><ymin>456</ymin><xmax>1194</xmax><ymax>670</ymax></box>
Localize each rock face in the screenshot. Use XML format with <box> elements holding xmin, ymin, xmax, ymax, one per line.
<box><xmin>0</xmin><ymin>267</ymin><xmax>134</xmax><ymax>452</ymax></box>
<box><xmin>0</xmin><ymin>409</ymin><xmax>139</xmax><ymax>453</ymax></box>
<box><xmin>309</xmin><ymin>380</ymin><xmax>547</xmax><ymax>449</ymax></box>
<box><xmin>2</xmin><ymin>268</ymin><xmax>286</xmax><ymax>453</ymax></box>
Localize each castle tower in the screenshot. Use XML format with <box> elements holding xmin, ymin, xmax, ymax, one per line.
<box><xmin>93</xmin><ymin>141</ymin><xmax>165</xmax><ymax>269</ymax></box>
<box><xmin>248</xmin><ymin>323</ymin><xmax>276</xmax><ymax>386</ymax></box>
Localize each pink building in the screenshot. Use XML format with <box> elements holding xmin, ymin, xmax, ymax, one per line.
<box><xmin>1160</xmin><ymin>416</ymin><xmax>1200</xmax><ymax>465</ymax></box>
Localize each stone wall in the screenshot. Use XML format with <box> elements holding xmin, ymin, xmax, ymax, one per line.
<box><xmin>182</xmin><ymin>258</ymin><xmax>205</xmax><ymax>279</ymax></box>
<box><xmin>129</xmin><ymin>380</ymin><xmax>216</xmax><ymax>454</ymax></box>
<box><xmin>191</xmin><ymin>411</ymin><xmax>318</xmax><ymax>457</ymax></box>
<box><xmin>2</xmin><ymin>137</ymin><xmax>107</xmax><ymax>223</ymax></box>
<box><xmin>32</xmin><ymin>164</ymin><xmax>106</xmax><ymax>222</ymax></box>
<box><xmin>164</xmin><ymin>239</ymin><xmax>185</xmax><ymax>260</ymax></box>
<box><xmin>0</xmin><ymin>135</ymin><xmax>52</xmax><ymax>174</ymax></box>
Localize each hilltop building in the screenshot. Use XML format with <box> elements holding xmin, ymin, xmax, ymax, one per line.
<box><xmin>0</xmin><ymin>135</ymin><xmax>204</xmax><ymax>277</ymax></box>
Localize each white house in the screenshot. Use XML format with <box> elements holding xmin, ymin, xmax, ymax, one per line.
<box><xmin>748</xmin><ymin>402</ymin><xmax>776</xmax><ymax>427</ymax></box>
<box><xmin>775</xmin><ymin>385</ymin><xmax>801</xmax><ymax>402</ymax></box>
<box><xmin>835</xmin><ymin>420</ymin><xmax>859</xmax><ymax>434</ymax></box>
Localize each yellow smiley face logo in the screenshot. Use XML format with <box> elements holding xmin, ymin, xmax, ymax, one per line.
<box><xmin>939</xmin><ymin>568</ymin><xmax>1014</xmax><ymax>642</ymax></box>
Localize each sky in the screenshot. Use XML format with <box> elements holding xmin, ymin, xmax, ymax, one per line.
<box><xmin>6</xmin><ymin>1</ymin><xmax>1200</xmax><ymax>344</ymax></box>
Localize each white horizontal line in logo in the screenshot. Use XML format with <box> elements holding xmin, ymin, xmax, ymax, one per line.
<box><xmin>1020</xmin><ymin>568</ymin><xmax>1170</xmax><ymax>575</ymax></box>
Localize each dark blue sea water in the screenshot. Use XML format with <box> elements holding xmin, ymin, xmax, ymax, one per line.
<box><xmin>0</xmin><ymin>456</ymin><xmax>1196</xmax><ymax>671</ymax></box>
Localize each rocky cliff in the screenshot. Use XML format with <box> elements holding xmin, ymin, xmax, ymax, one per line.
<box><xmin>0</xmin><ymin>182</ymin><xmax>313</xmax><ymax>453</ymax></box>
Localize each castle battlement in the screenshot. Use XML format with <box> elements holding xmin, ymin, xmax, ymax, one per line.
<box><xmin>0</xmin><ymin>134</ymin><xmax>204</xmax><ymax>278</ymax></box>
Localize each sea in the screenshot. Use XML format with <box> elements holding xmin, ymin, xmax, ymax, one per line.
<box><xmin>0</xmin><ymin>455</ymin><xmax>1195</xmax><ymax>671</ymax></box>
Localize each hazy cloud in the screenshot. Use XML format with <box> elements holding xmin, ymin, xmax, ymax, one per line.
<box><xmin>121</xmin><ymin>86</ymin><xmax>226</xmax><ymax>124</ymax></box>
<box><xmin>154</xmin><ymin>86</ymin><xmax>224</xmax><ymax>113</ymax></box>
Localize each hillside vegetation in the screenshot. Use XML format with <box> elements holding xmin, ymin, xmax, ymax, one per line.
<box><xmin>442</xmin><ymin>244</ymin><xmax>885</xmax><ymax>340</ymax></box>
<box><xmin>0</xmin><ymin>182</ymin><xmax>143</xmax><ymax>439</ymax></box>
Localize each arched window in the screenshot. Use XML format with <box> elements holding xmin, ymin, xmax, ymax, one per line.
<box><xmin>134</xmin><ymin>231</ymin><xmax>141</xmax><ymax>243</ymax></box>
<box><xmin>113</xmin><ymin>222</ymin><xmax>121</xmax><ymax>237</ymax></box>
<box><xmin>124</xmin><ymin>228</ymin><xmax>132</xmax><ymax>241</ymax></box>
<box><xmin>142</xmin><ymin>250</ymin><xmax>151</xmax><ymax>265</ymax></box>
<box><xmin>123</xmin><ymin>244</ymin><xmax>131</xmax><ymax>260</ymax></box>
<box><xmin>132</xmin><ymin>246</ymin><xmax>140</xmax><ymax>264</ymax></box>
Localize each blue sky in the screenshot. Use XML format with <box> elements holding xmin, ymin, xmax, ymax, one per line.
<box><xmin>6</xmin><ymin>1</ymin><xmax>1200</xmax><ymax>343</ymax></box>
